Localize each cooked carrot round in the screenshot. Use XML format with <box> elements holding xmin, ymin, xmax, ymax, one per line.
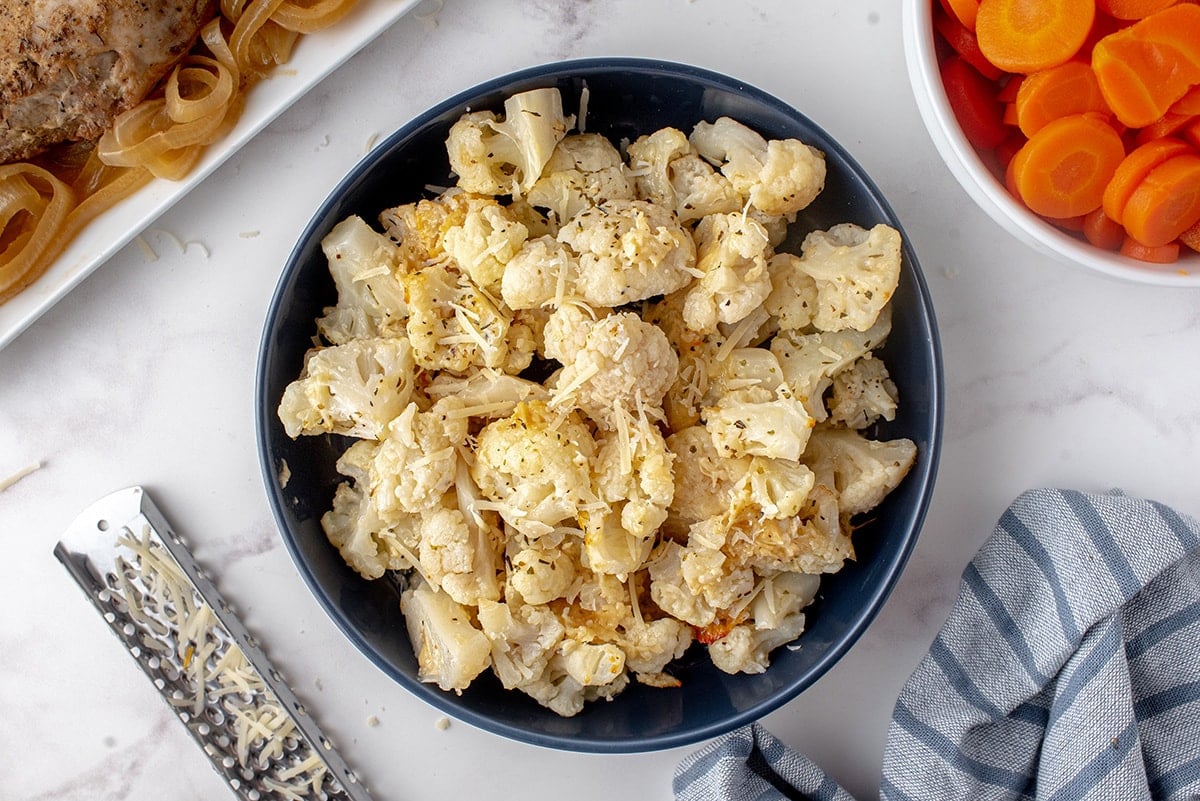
<box><xmin>1083</xmin><ymin>207</ymin><xmax>1127</xmax><ymax>249</ymax></box>
<box><xmin>1015</xmin><ymin>60</ymin><xmax>1110</xmax><ymax>137</ymax></box>
<box><xmin>1009</xmin><ymin>113</ymin><xmax>1125</xmax><ymax>218</ymax></box>
<box><xmin>976</xmin><ymin>0</ymin><xmax>1096</xmax><ymax>73</ymax></box>
<box><xmin>1092</xmin><ymin>5</ymin><xmax>1200</xmax><ymax>127</ymax></box>
<box><xmin>1121</xmin><ymin>153</ymin><xmax>1200</xmax><ymax>246</ymax></box>
<box><xmin>1098</xmin><ymin>0</ymin><xmax>1179</xmax><ymax>20</ymax></box>
<box><xmin>1102</xmin><ymin>137</ymin><xmax>1191</xmax><ymax>223</ymax></box>
<box><xmin>1180</xmin><ymin>218</ymin><xmax>1200</xmax><ymax>253</ymax></box>
<box><xmin>1120</xmin><ymin>236</ymin><xmax>1181</xmax><ymax>262</ymax></box>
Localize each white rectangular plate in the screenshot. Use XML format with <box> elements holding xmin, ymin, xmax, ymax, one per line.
<box><xmin>0</xmin><ymin>0</ymin><xmax>423</xmax><ymax>352</ymax></box>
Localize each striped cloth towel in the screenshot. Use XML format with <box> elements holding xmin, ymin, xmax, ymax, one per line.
<box><xmin>674</xmin><ymin>488</ymin><xmax>1200</xmax><ymax>801</ymax></box>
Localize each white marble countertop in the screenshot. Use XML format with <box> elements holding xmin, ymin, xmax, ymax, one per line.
<box><xmin>2</xmin><ymin>1</ymin><xmax>1198</xmax><ymax>799</ymax></box>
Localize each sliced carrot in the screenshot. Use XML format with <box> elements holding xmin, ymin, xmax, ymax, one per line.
<box><xmin>940</xmin><ymin>56</ymin><xmax>1009</xmax><ymax>149</ymax></box>
<box><xmin>1127</xmin><ymin>2</ymin><xmax>1200</xmax><ymax>61</ymax></box>
<box><xmin>1009</xmin><ymin>112</ymin><xmax>1126</xmax><ymax>218</ymax></box>
<box><xmin>1121</xmin><ymin>153</ymin><xmax>1200</xmax><ymax>246</ymax></box>
<box><xmin>1097</xmin><ymin>0</ymin><xmax>1179</xmax><ymax>19</ymax></box>
<box><xmin>1120</xmin><ymin>236</ymin><xmax>1181</xmax><ymax>261</ymax></box>
<box><xmin>1003</xmin><ymin>102</ymin><xmax>1020</xmax><ymax>126</ymax></box>
<box><xmin>1169</xmin><ymin>87</ymin><xmax>1200</xmax><ymax>116</ymax></box>
<box><xmin>1092</xmin><ymin>5</ymin><xmax>1200</xmax><ymax>127</ymax></box>
<box><xmin>997</xmin><ymin>74</ymin><xmax>1024</xmax><ymax>102</ymax></box>
<box><xmin>1083</xmin><ymin>207</ymin><xmax>1127</xmax><ymax>249</ymax></box>
<box><xmin>1103</xmin><ymin>138</ymin><xmax>1192</xmax><ymax>222</ymax></box>
<box><xmin>1014</xmin><ymin>60</ymin><xmax>1110</xmax><ymax>137</ymax></box>
<box><xmin>934</xmin><ymin>7</ymin><xmax>1006</xmax><ymax>79</ymax></box>
<box><xmin>1183</xmin><ymin>118</ymin><xmax>1200</xmax><ymax>150</ymax></box>
<box><xmin>976</xmin><ymin>0</ymin><xmax>1096</xmax><ymax>73</ymax></box>
<box><xmin>1133</xmin><ymin>113</ymin><xmax>1197</xmax><ymax>146</ymax></box>
<box><xmin>1005</xmin><ymin>150</ymin><xmax>1021</xmax><ymax>196</ymax></box>
<box><xmin>946</xmin><ymin>0</ymin><xmax>983</xmax><ymax>30</ymax></box>
<box><xmin>1180</xmin><ymin>218</ymin><xmax>1200</xmax><ymax>252</ymax></box>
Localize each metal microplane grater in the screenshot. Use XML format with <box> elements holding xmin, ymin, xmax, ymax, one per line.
<box><xmin>53</xmin><ymin>486</ymin><xmax>373</xmax><ymax>801</ymax></box>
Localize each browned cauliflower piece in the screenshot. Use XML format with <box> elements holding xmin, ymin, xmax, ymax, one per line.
<box><xmin>689</xmin><ymin>116</ymin><xmax>826</xmax><ymax>217</ymax></box>
<box><xmin>527</xmin><ymin>133</ymin><xmax>635</xmax><ymax>222</ymax></box>
<box><xmin>683</xmin><ymin>212</ymin><xmax>774</xmax><ymax>334</ymax></box>
<box><xmin>551</xmin><ymin>311</ymin><xmax>679</xmax><ymax>429</ymax></box>
<box><xmin>557</xmin><ymin>199</ymin><xmax>697</xmax><ymax>308</ymax></box>
<box><xmin>470</xmin><ymin>400</ymin><xmax>597</xmax><ymax>537</ymax></box>
<box><xmin>798</xmin><ymin>223</ymin><xmax>903</xmax><ymax>333</ymax></box>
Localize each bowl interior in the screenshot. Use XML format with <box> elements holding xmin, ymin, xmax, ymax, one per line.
<box><xmin>257</xmin><ymin>58</ymin><xmax>943</xmax><ymax>753</ymax></box>
<box><xmin>901</xmin><ymin>0</ymin><xmax>1200</xmax><ymax>286</ymax></box>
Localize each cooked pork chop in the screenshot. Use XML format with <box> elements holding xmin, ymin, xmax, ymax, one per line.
<box><xmin>0</xmin><ymin>0</ymin><xmax>218</xmax><ymax>164</ymax></box>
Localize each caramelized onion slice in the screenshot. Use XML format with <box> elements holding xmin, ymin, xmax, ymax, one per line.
<box><xmin>0</xmin><ymin>165</ymin><xmax>74</xmax><ymax>300</ymax></box>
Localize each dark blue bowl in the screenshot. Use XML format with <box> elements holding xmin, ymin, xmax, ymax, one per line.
<box><xmin>256</xmin><ymin>58</ymin><xmax>943</xmax><ymax>753</ymax></box>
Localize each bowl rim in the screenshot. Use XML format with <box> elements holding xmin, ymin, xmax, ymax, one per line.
<box><xmin>900</xmin><ymin>0</ymin><xmax>1200</xmax><ymax>288</ymax></box>
<box><xmin>256</xmin><ymin>56</ymin><xmax>945</xmax><ymax>753</ymax></box>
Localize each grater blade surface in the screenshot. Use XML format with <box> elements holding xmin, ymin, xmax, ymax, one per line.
<box><xmin>54</xmin><ymin>486</ymin><xmax>373</xmax><ymax>801</ymax></box>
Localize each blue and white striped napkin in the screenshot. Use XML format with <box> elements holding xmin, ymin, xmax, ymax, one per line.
<box><xmin>675</xmin><ymin>488</ymin><xmax>1200</xmax><ymax>801</ymax></box>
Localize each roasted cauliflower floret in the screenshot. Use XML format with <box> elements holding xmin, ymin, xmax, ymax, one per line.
<box><xmin>418</xmin><ymin>505</ymin><xmax>502</xmax><ymax>607</ymax></box>
<box><xmin>277</xmin><ymin>337</ymin><xmax>415</xmax><ymax>440</ymax></box>
<box><xmin>557</xmin><ymin>199</ymin><xmax>696</xmax><ymax>308</ymax></box>
<box><xmin>709</xmin><ymin>572</ymin><xmax>821</xmax><ymax>674</ymax></box>
<box><xmin>445</xmin><ymin>88</ymin><xmax>572</xmax><ymax>197</ymax></box>
<box><xmin>735</xmin><ymin>455</ymin><xmax>817</xmax><ymax>520</ymax></box>
<box><xmin>541</xmin><ymin>301</ymin><xmax>600</xmax><ymax>365</ymax></box>
<box><xmin>370</xmin><ymin>401</ymin><xmax>468</xmax><ymax>518</ymax></box>
<box><xmin>593</xmin><ymin>416</ymin><xmax>675</xmax><ymax>540</ymax></box>
<box><xmin>618</xmin><ymin>616</ymin><xmax>693</xmax><ymax>680</ymax></box>
<box><xmin>626</xmin><ymin>127</ymin><xmax>691</xmax><ymax>208</ymax></box>
<box><xmin>683</xmin><ymin>212</ymin><xmax>773</xmax><ymax>333</ymax></box>
<box><xmin>425</xmin><ymin>368</ymin><xmax>550</xmax><ymax>419</ymax></box>
<box><xmin>527</xmin><ymin>133</ymin><xmax>634</xmax><ymax>222</ymax></box>
<box><xmin>500</xmin><ymin>235</ymin><xmax>579</xmax><ymax>311</ymax></box>
<box><xmin>403</xmin><ymin>262</ymin><xmax>523</xmax><ymax>374</ymax></box>
<box><xmin>441</xmin><ymin>198</ymin><xmax>529</xmax><ymax>293</ymax></box>
<box><xmin>471</xmin><ymin>400</ymin><xmax>597</xmax><ymax>536</ymax></box>
<box><xmin>315</xmin><ymin>215</ymin><xmax>408</xmax><ymax>345</ymax></box>
<box><xmin>663</xmin><ymin>425</ymin><xmax>749</xmax><ymax>539</ymax></box>
<box><xmin>320</xmin><ymin>445</ymin><xmax>421</xmax><ymax>580</ymax></box>
<box><xmin>552</xmin><ymin>311</ymin><xmax>679</xmax><ymax>429</ymax></box>
<box><xmin>507</xmin><ymin>543</ymin><xmax>578</xmax><ymax>604</ymax></box>
<box><xmin>764</xmin><ymin>252</ymin><xmax>819</xmax><ymax>331</ymax></box>
<box><xmin>517</xmin><ymin>649</ymin><xmax>630</xmax><ymax>717</ymax></box>
<box><xmin>805</xmin><ymin>427</ymin><xmax>916</xmax><ymax>518</ymax></box>
<box><xmin>584</xmin><ymin>415</ymin><xmax>675</xmax><ymax>575</ymax></box>
<box><xmin>690</xmin><ymin>116</ymin><xmax>826</xmax><ymax>217</ymax></box>
<box><xmin>827</xmin><ymin>355</ymin><xmax>899</xmax><ymax>430</ymax></box>
<box><xmin>379</xmin><ymin>192</ymin><xmax>470</xmax><ymax>268</ymax></box>
<box><xmin>401</xmin><ymin>576</ymin><xmax>493</xmax><ymax>693</ymax></box>
<box><xmin>648</xmin><ymin>541</ymin><xmax>723</xmax><ymax>628</ymax></box>
<box><xmin>669</xmin><ymin>152</ymin><xmax>743</xmax><ymax>222</ymax></box>
<box><xmin>798</xmin><ymin>223</ymin><xmax>902</xmax><ymax>333</ymax></box>
<box><xmin>477</xmin><ymin>599</ymin><xmax>565</xmax><ymax>690</ymax></box>
<box><xmin>770</xmin><ymin>306</ymin><xmax>892</xmax><ymax>421</ymax></box>
<box><xmin>704</xmin><ymin>386</ymin><xmax>815</xmax><ymax>462</ymax></box>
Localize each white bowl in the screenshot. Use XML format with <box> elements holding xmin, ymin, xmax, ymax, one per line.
<box><xmin>901</xmin><ymin>0</ymin><xmax>1200</xmax><ymax>287</ymax></box>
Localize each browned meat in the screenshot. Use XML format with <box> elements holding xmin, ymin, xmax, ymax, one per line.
<box><xmin>0</xmin><ymin>0</ymin><xmax>219</xmax><ymax>164</ymax></box>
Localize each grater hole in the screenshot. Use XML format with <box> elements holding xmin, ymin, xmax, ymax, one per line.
<box><xmin>97</xmin><ymin>519</ymin><xmax>110</xmax><ymax>532</ymax></box>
